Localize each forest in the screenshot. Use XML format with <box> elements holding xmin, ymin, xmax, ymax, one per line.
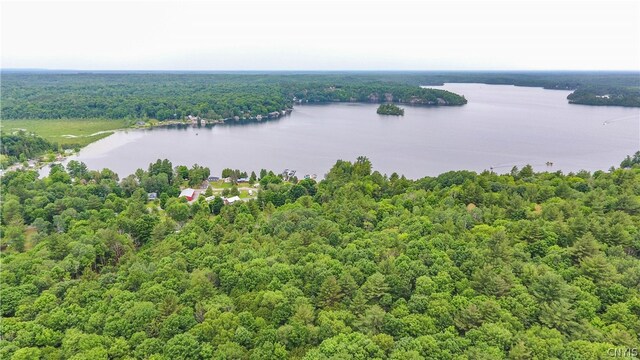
<box><xmin>1</xmin><ymin>155</ymin><xmax>639</xmax><ymax>359</ymax></box>
<box><xmin>377</xmin><ymin>104</ymin><xmax>405</xmax><ymax>116</ymax></box>
<box><xmin>0</xmin><ymin>73</ymin><xmax>466</xmax><ymax>121</ymax></box>
<box><xmin>1</xmin><ymin>72</ymin><xmax>636</xmax><ymax>124</ymax></box>
<box><xmin>567</xmin><ymin>86</ymin><xmax>640</xmax><ymax>107</ymax></box>
<box><xmin>0</xmin><ymin>131</ymin><xmax>58</xmax><ymax>166</ymax></box>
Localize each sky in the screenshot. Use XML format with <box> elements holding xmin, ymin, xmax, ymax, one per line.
<box><xmin>1</xmin><ymin>0</ymin><xmax>639</xmax><ymax>71</ymax></box>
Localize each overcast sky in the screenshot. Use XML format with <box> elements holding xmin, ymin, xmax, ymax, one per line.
<box><xmin>2</xmin><ymin>0</ymin><xmax>639</xmax><ymax>70</ymax></box>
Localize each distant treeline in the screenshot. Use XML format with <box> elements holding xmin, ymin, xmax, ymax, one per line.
<box><xmin>0</xmin><ymin>74</ymin><xmax>466</xmax><ymax>121</ymax></box>
<box><xmin>408</xmin><ymin>71</ymin><xmax>640</xmax><ymax>107</ymax></box>
<box><xmin>278</xmin><ymin>71</ymin><xmax>640</xmax><ymax>107</ymax></box>
<box><xmin>2</xmin><ymin>72</ymin><xmax>637</xmax><ymax>122</ymax></box>
<box><xmin>567</xmin><ymin>86</ymin><xmax>640</xmax><ymax>107</ymax></box>
<box><xmin>0</xmin><ymin>75</ymin><xmax>291</xmax><ymax>121</ymax></box>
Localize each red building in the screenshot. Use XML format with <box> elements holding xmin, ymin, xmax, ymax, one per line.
<box><xmin>179</xmin><ymin>188</ymin><xmax>196</xmax><ymax>201</ymax></box>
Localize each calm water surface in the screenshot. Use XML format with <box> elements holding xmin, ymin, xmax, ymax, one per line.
<box><xmin>54</xmin><ymin>84</ymin><xmax>640</xmax><ymax>178</ymax></box>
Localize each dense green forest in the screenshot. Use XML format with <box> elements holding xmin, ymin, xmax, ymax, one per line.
<box><xmin>0</xmin><ymin>73</ymin><xmax>466</xmax><ymax>121</ymax></box>
<box><xmin>567</xmin><ymin>86</ymin><xmax>640</xmax><ymax>107</ymax></box>
<box><xmin>1</xmin><ymin>72</ymin><xmax>637</xmax><ymax>123</ymax></box>
<box><xmin>377</xmin><ymin>104</ymin><xmax>405</xmax><ymax>116</ymax></box>
<box><xmin>1</xmin><ymin>155</ymin><xmax>639</xmax><ymax>359</ymax></box>
<box><xmin>0</xmin><ymin>132</ymin><xmax>58</xmax><ymax>166</ymax></box>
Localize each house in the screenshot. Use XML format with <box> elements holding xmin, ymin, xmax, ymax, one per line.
<box><xmin>223</xmin><ymin>196</ymin><xmax>241</xmax><ymax>205</ymax></box>
<box><xmin>208</xmin><ymin>176</ymin><xmax>220</xmax><ymax>182</ymax></box>
<box><xmin>147</xmin><ymin>192</ymin><xmax>158</xmax><ymax>200</ymax></box>
<box><xmin>205</xmin><ymin>195</ymin><xmax>217</xmax><ymax>202</ymax></box>
<box><xmin>237</xmin><ymin>177</ymin><xmax>249</xmax><ymax>183</ymax></box>
<box><xmin>179</xmin><ymin>188</ymin><xmax>196</xmax><ymax>201</ymax></box>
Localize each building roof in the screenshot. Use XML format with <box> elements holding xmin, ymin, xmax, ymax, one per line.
<box><xmin>225</xmin><ymin>196</ymin><xmax>241</xmax><ymax>204</ymax></box>
<box><xmin>180</xmin><ymin>188</ymin><xmax>195</xmax><ymax>197</ymax></box>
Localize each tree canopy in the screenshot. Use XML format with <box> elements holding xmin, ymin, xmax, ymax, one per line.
<box><xmin>1</xmin><ymin>156</ymin><xmax>639</xmax><ymax>359</ymax></box>
<box><xmin>0</xmin><ymin>73</ymin><xmax>467</xmax><ymax>122</ymax></box>
<box><xmin>377</xmin><ymin>104</ymin><xmax>405</xmax><ymax>116</ymax></box>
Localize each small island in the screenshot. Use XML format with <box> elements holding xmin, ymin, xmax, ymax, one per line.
<box><xmin>377</xmin><ymin>103</ymin><xmax>405</xmax><ymax>116</ymax></box>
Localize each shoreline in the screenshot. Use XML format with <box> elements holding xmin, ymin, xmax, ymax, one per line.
<box><xmin>134</xmin><ymin>107</ymin><xmax>294</xmax><ymax>129</ymax></box>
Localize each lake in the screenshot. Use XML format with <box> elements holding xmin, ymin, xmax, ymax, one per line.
<box><xmin>51</xmin><ymin>83</ymin><xmax>640</xmax><ymax>179</ymax></box>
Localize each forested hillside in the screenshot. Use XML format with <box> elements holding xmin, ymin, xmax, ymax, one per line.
<box><xmin>1</xmin><ymin>156</ymin><xmax>639</xmax><ymax>359</ymax></box>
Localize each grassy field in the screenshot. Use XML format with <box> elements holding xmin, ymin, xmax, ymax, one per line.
<box><xmin>207</xmin><ymin>180</ymin><xmax>251</xmax><ymax>188</ymax></box>
<box><xmin>1</xmin><ymin>119</ymin><xmax>127</xmax><ymax>147</ymax></box>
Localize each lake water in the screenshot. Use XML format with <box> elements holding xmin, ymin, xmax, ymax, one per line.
<box><xmin>51</xmin><ymin>83</ymin><xmax>639</xmax><ymax>179</ymax></box>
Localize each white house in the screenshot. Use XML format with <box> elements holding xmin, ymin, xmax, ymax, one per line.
<box><xmin>223</xmin><ymin>196</ymin><xmax>241</xmax><ymax>205</ymax></box>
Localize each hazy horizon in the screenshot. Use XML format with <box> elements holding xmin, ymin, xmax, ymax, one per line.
<box><xmin>2</xmin><ymin>0</ymin><xmax>639</xmax><ymax>71</ymax></box>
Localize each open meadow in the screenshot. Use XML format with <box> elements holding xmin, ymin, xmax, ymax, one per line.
<box><xmin>1</xmin><ymin>118</ymin><xmax>126</xmax><ymax>147</ymax></box>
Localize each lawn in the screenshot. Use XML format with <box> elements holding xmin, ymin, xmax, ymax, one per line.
<box><xmin>1</xmin><ymin>119</ymin><xmax>127</xmax><ymax>147</ymax></box>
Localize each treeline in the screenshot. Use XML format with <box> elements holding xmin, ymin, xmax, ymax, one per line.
<box><xmin>0</xmin><ymin>74</ymin><xmax>290</xmax><ymax>121</ymax></box>
<box><xmin>2</xmin><ymin>72</ymin><xmax>638</xmax><ymax>124</ymax></box>
<box><xmin>281</xmin><ymin>82</ymin><xmax>466</xmax><ymax>105</ymax></box>
<box><xmin>275</xmin><ymin>71</ymin><xmax>640</xmax><ymax>107</ymax></box>
<box><xmin>568</xmin><ymin>86</ymin><xmax>640</xmax><ymax>107</ymax></box>
<box><xmin>406</xmin><ymin>71</ymin><xmax>640</xmax><ymax>107</ymax></box>
<box><xmin>1</xmin><ymin>155</ymin><xmax>639</xmax><ymax>359</ymax></box>
<box><xmin>0</xmin><ymin>131</ymin><xmax>58</xmax><ymax>166</ymax></box>
<box><xmin>0</xmin><ymin>73</ymin><xmax>467</xmax><ymax>121</ymax></box>
<box><xmin>620</xmin><ymin>151</ymin><xmax>640</xmax><ymax>168</ymax></box>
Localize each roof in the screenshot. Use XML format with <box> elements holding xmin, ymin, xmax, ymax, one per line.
<box><xmin>225</xmin><ymin>196</ymin><xmax>241</xmax><ymax>204</ymax></box>
<box><xmin>179</xmin><ymin>188</ymin><xmax>195</xmax><ymax>197</ymax></box>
